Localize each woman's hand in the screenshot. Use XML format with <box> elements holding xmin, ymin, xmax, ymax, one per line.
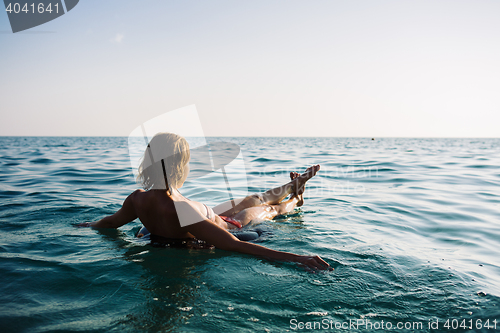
<box><xmin>295</xmin><ymin>255</ymin><xmax>333</xmax><ymax>271</ymax></box>
<box><xmin>74</xmin><ymin>222</ymin><xmax>95</xmax><ymax>227</ymax></box>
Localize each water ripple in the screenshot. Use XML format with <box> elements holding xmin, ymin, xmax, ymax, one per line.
<box><xmin>1</xmin><ymin>137</ymin><xmax>499</xmax><ymax>332</ymax></box>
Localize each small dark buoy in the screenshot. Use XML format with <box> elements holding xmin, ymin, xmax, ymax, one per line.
<box><xmin>479</xmin><ymin>264</ymin><xmax>483</xmax><ymax>267</ymax></box>
<box><xmin>371</xmin><ymin>138</ymin><xmax>375</xmax><ymax>141</ymax></box>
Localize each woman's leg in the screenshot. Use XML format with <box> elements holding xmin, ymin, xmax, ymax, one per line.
<box><xmin>231</xmin><ymin>196</ymin><xmax>300</xmax><ymax>227</ymax></box>
<box><xmin>290</xmin><ymin>171</ymin><xmax>304</xmax><ymax>206</ymax></box>
<box><xmin>212</xmin><ymin>165</ymin><xmax>319</xmax><ymax>216</ymax></box>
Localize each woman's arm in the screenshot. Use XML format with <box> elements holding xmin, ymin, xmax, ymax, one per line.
<box><xmin>76</xmin><ymin>191</ymin><xmax>139</xmax><ymax>228</ymax></box>
<box><xmin>184</xmin><ymin>219</ymin><xmax>331</xmax><ymax>271</ymax></box>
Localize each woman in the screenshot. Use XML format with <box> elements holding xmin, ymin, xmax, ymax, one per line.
<box><xmin>78</xmin><ymin>133</ymin><xmax>330</xmax><ymax>271</ymax></box>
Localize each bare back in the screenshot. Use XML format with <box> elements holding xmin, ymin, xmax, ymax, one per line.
<box><xmin>131</xmin><ymin>190</ymin><xmax>193</xmax><ymax>238</ymax></box>
<box><xmin>131</xmin><ymin>189</ymin><xmax>225</xmax><ymax>238</ymax></box>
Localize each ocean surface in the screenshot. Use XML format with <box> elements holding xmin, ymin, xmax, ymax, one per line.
<box><xmin>0</xmin><ymin>137</ymin><xmax>499</xmax><ymax>333</ymax></box>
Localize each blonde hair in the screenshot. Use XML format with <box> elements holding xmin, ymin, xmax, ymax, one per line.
<box><xmin>136</xmin><ymin>132</ymin><xmax>190</xmax><ymax>191</ymax></box>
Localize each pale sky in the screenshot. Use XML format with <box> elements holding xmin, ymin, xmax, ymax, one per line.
<box><xmin>1</xmin><ymin>0</ymin><xmax>499</xmax><ymax>137</ymax></box>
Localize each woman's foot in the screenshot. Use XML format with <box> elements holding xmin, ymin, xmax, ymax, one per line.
<box><xmin>296</xmin><ymin>165</ymin><xmax>320</xmax><ymax>190</ymax></box>
<box><xmin>290</xmin><ymin>172</ymin><xmax>304</xmax><ymax>206</ymax></box>
<box><xmin>290</xmin><ymin>165</ymin><xmax>320</xmax><ymax>206</ymax></box>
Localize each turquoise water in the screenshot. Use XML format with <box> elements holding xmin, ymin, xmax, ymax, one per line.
<box><xmin>1</xmin><ymin>137</ymin><xmax>499</xmax><ymax>332</ymax></box>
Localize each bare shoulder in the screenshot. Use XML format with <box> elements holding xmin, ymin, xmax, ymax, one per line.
<box><xmin>128</xmin><ymin>189</ymin><xmax>146</xmax><ymax>203</ymax></box>
<box><xmin>132</xmin><ymin>189</ymin><xmax>145</xmax><ymax>196</ymax></box>
<box><xmin>120</xmin><ymin>189</ymin><xmax>144</xmax><ymax>210</ymax></box>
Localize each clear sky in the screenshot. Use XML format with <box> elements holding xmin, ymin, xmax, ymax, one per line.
<box><xmin>1</xmin><ymin>0</ymin><xmax>499</xmax><ymax>137</ymax></box>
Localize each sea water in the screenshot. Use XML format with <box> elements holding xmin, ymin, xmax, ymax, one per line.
<box><xmin>0</xmin><ymin>137</ymin><xmax>499</xmax><ymax>332</ymax></box>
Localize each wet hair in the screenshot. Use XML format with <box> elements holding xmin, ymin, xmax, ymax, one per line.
<box><xmin>136</xmin><ymin>132</ymin><xmax>190</xmax><ymax>191</ymax></box>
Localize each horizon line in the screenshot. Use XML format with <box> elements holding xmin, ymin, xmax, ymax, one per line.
<box><xmin>0</xmin><ymin>135</ymin><xmax>499</xmax><ymax>139</ymax></box>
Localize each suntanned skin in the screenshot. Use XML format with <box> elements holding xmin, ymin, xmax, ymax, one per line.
<box><xmin>78</xmin><ymin>165</ymin><xmax>331</xmax><ymax>271</ymax></box>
